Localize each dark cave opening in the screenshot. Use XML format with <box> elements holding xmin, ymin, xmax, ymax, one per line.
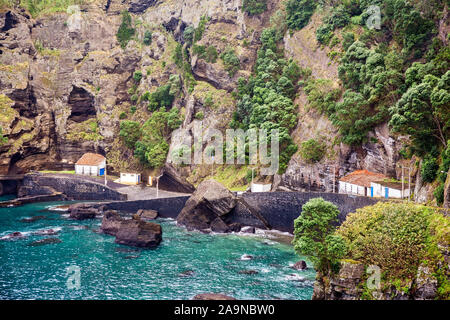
<box><xmin>68</xmin><ymin>86</ymin><xmax>96</xmax><ymax>122</ymax></box>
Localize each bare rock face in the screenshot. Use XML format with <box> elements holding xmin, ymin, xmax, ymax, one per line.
<box><xmin>101</xmin><ymin>210</ymin><xmax>124</xmax><ymax>236</ymax></box>
<box><xmin>414</xmin><ymin>265</ymin><xmax>438</xmax><ymax>300</ymax></box>
<box><xmin>158</xmin><ymin>163</ymin><xmax>195</xmax><ymax>194</ymax></box>
<box><xmin>68</xmin><ymin>203</ymin><xmax>99</xmax><ymax>220</ymax></box>
<box><xmin>192</xmin><ymin>293</ymin><xmax>236</xmax><ymax>301</ymax></box>
<box><xmin>115</xmin><ymin>217</ymin><xmax>162</xmax><ymax>248</ymax></box>
<box><xmin>177</xmin><ymin>180</ymin><xmax>237</xmax><ymax>232</ymax></box>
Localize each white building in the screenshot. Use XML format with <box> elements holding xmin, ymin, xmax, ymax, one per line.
<box><xmin>251</xmin><ymin>183</ymin><xmax>272</xmax><ymax>192</ymax></box>
<box><xmin>75</xmin><ymin>153</ymin><xmax>106</xmax><ymax>176</ymax></box>
<box><xmin>339</xmin><ymin>170</ymin><xmax>387</xmax><ymax>197</ymax></box>
<box><xmin>370</xmin><ymin>181</ymin><xmax>413</xmax><ymax>199</ymax></box>
<box><xmin>119</xmin><ymin>173</ymin><xmax>141</xmax><ymax>185</ymax></box>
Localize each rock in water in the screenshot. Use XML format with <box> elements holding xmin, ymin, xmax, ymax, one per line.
<box><xmin>136</xmin><ymin>209</ymin><xmax>158</xmax><ymax>221</ymax></box>
<box><xmin>68</xmin><ymin>203</ymin><xmax>99</xmax><ymax>220</ymax></box>
<box><xmin>177</xmin><ymin>180</ymin><xmax>237</xmax><ymax>232</ymax></box>
<box><xmin>101</xmin><ymin>210</ymin><xmax>123</xmax><ymax>236</ymax></box>
<box><xmin>291</xmin><ymin>261</ymin><xmax>307</xmax><ymax>270</ymax></box>
<box><xmin>192</xmin><ymin>293</ymin><xmax>236</xmax><ymax>300</ymax></box>
<box><xmin>27</xmin><ymin>238</ymin><xmax>61</xmax><ymax>246</ymax></box>
<box><xmin>115</xmin><ymin>218</ymin><xmax>162</xmax><ymax>248</ymax></box>
<box><xmin>20</xmin><ymin>215</ymin><xmax>46</xmax><ymax>223</ymax></box>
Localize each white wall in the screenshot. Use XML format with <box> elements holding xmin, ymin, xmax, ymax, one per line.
<box><xmin>251</xmin><ymin>184</ymin><xmax>272</xmax><ymax>192</ymax></box>
<box><xmin>75</xmin><ymin>165</ymin><xmax>99</xmax><ymax>176</ymax></box>
<box><xmin>120</xmin><ymin>173</ymin><xmax>141</xmax><ymax>184</ymax></box>
<box><xmin>339</xmin><ymin>182</ymin><xmax>366</xmax><ymax>196</ymax></box>
<box><xmin>370</xmin><ymin>182</ymin><xmax>411</xmax><ymax>199</ymax></box>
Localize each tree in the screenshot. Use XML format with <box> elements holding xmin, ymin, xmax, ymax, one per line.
<box><xmin>119</xmin><ymin>121</ymin><xmax>141</xmax><ymax>149</ymax></box>
<box><xmin>286</xmin><ymin>0</ymin><xmax>316</xmax><ymax>31</ymax></box>
<box><xmin>242</xmin><ymin>0</ymin><xmax>267</xmax><ymax>16</ymax></box>
<box><xmin>300</xmin><ymin>139</ymin><xmax>326</xmax><ymax>163</ymax></box>
<box><xmin>390</xmin><ymin>71</ymin><xmax>450</xmax><ymax>155</ymax></box>
<box><xmin>293</xmin><ymin>198</ymin><xmax>347</xmax><ymax>273</ymax></box>
<box><xmin>116</xmin><ymin>11</ymin><xmax>135</xmax><ymax>49</ymax></box>
<box><xmin>143</xmin><ymin>30</ymin><xmax>152</xmax><ymax>45</ymax></box>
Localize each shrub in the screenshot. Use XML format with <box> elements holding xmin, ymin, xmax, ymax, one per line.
<box><xmin>183</xmin><ymin>26</ymin><xmax>195</xmax><ymax>45</ymax></box>
<box><xmin>143</xmin><ymin>30</ymin><xmax>152</xmax><ymax>45</ymax></box>
<box><xmin>316</xmin><ymin>24</ymin><xmax>333</xmax><ymax>45</ymax></box>
<box><xmin>337</xmin><ymin>202</ymin><xmax>449</xmax><ymax>295</ymax></box>
<box><xmin>286</xmin><ymin>0</ymin><xmax>317</xmax><ymax>31</ymax></box>
<box><xmin>147</xmin><ymin>84</ymin><xmax>175</xmax><ymax>112</ymax></box>
<box><xmin>293</xmin><ymin>198</ymin><xmax>347</xmax><ymax>273</ymax></box>
<box><xmin>133</xmin><ymin>70</ymin><xmax>142</xmax><ymax>82</ymax></box>
<box><xmin>421</xmin><ymin>155</ymin><xmax>439</xmax><ymax>183</ymax></box>
<box><xmin>220</xmin><ymin>48</ymin><xmax>241</xmax><ymax>76</ymax></box>
<box><xmin>205</xmin><ymin>46</ymin><xmax>218</xmax><ymax>63</ymax></box>
<box><xmin>119</xmin><ymin>112</ymin><xmax>127</xmax><ymax>120</ymax></box>
<box><xmin>117</xmin><ymin>10</ymin><xmax>135</xmax><ymax>49</ymax></box>
<box><xmin>242</xmin><ymin>0</ymin><xmax>267</xmax><ymax>16</ymax></box>
<box><xmin>194</xmin><ymin>111</ymin><xmax>204</xmax><ymax>120</ymax></box>
<box><xmin>300</xmin><ymin>139</ymin><xmax>326</xmax><ymax>163</ymax></box>
<box><xmin>119</xmin><ymin>120</ymin><xmax>141</xmax><ymax>149</ymax></box>
<box><xmin>0</xmin><ymin>127</ymin><xmax>7</xmax><ymax>146</ymax></box>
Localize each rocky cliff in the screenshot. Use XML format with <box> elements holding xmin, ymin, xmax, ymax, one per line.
<box><xmin>0</xmin><ymin>1</ymin><xmax>441</xmax><ymax>201</ymax></box>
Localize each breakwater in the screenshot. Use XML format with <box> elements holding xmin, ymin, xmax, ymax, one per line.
<box><xmin>89</xmin><ymin>192</ymin><xmax>380</xmax><ymax>233</ymax></box>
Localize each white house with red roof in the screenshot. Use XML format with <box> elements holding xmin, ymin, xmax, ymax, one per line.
<box><xmin>75</xmin><ymin>153</ymin><xmax>106</xmax><ymax>176</ymax></box>
<box><xmin>338</xmin><ymin>170</ymin><xmax>387</xmax><ymax>197</ymax></box>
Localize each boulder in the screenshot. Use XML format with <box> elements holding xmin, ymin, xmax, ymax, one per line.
<box><xmin>115</xmin><ymin>218</ymin><xmax>162</xmax><ymax>248</ymax></box>
<box><xmin>136</xmin><ymin>209</ymin><xmax>158</xmax><ymax>220</ymax></box>
<box><xmin>158</xmin><ymin>163</ymin><xmax>195</xmax><ymax>193</ymax></box>
<box><xmin>414</xmin><ymin>265</ymin><xmax>438</xmax><ymax>300</ymax></box>
<box><xmin>101</xmin><ymin>210</ymin><xmax>124</xmax><ymax>236</ymax></box>
<box><xmin>177</xmin><ymin>180</ymin><xmax>237</xmax><ymax>232</ymax></box>
<box><xmin>228</xmin><ymin>223</ymin><xmax>242</xmax><ymax>233</ymax></box>
<box><xmin>192</xmin><ymin>293</ymin><xmax>236</xmax><ymax>300</ymax></box>
<box><xmin>210</xmin><ymin>217</ymin><xmax>230</xmax><ymax>233</ymax></box>
<box><xmin>68</xmin><ymin>203</ymin><xmax>99</xmax><ymax>220</ymax></box>
<box><xmin>291</xmin><ymin>261</ymin><xmax>307</xmax><ymax>270</ymax></box>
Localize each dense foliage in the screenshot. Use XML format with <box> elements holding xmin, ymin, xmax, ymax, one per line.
<box><xmin>220</xmin><ymin>48</ymin><xmax>241</xmax><ymax>77</ymax></box>
<box><xmin>300</xmin><ymin>139</ymin><xmax>326</xmax><ymax>163</ymax></box>
<box><xmin>117</xmin><ymin>11</ymin><xmax>135</xmax><ymax>49</ymax></box>
<box><xmin>143</xmin><ymin>30</ymin><xmax>152</xmax><ymax>45</ymax></box>
<box><xmin>230</xmin><ymin>26</ymin><xmax>302</xmax><ymax>173</ymax></box>
<box><xmin>293</xmin><ymin>198</ymin><xmax>347</xmax><ymax>273</ymax></box>
<box><xmin>286</xmin><ymin>0</ymin><xmax>317</xmax><ymax>30</ymax></box>
<box><xmin>338</xmin><ymin>202</ymin><xmax>450</xmax><ymax>298</ymax></box>
<box><xmin>119</xmin><ymin>121</ymin><xmax>141</xmax><ymax>149</ymax></box>
<box><xmin>242</xmin><ymin>0</ymin><xmax>267</xmax><ymax>16</ymax></box>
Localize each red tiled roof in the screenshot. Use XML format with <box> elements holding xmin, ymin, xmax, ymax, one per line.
<box><xmin>75</xmin><ymin>153</ymin><xmax>105</xmax><ymax>166</ymax></box>
<box><xmin>339</xmin><ymin>170</ymin><xmax>387</xmax><ymax>188</ymax></box>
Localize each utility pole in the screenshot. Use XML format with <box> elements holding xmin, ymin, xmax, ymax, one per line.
<box><xmin>333</xmin><ymin>165</ymin><xmax>336</xmax><ymax>193</ymax></box>
<box><xmin>156</xmin><ymin>174</ymin><xmax>162</xmax><ymax>198</ymax></box>
<box><xmin>104</xmin><ymin>159</ymin><xmax>107</xmax><ymax>187</ymax></box>
<box><xmin>401</xmin><ymin>165</ymin><xmax>404</xmax><ymax>200</ymax></box>
<box><xmin>250</xmin><ymin>167</ymin><xmax>256</xmax><ymax>192</ymax></box>
<box><xmin>408</xmin><ymin>166</ymin><xmax>411</xmax><ymax>202</ymax></box>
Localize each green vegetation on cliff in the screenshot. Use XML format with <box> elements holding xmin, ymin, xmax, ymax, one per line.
<box><xmin>230</xmin><ymin>25</ymin><xmax>302</xmax><ymax>173</ymax></box>
<box><xmin>0</xmin><ymin>127</ymin><xmax>7</xmax><ymax>146</ymax></box>
<box><xmin>1</xmin><ymin>0</ymin><xmax>88</xmax><ymax>17</ymax></box>
<box><xmin>117</xmin><ymin>10</ymin><xmax>135</xmax><ymax>49</ymax></box>
<box><xmin>293</xmin><ymin>198</ymin><xmax>347</xmax><ymax>273</ymax></box>
<box><xmin>338</xmin><ymin>202</ymin><xmax>450</xmax><ymax>299</ymax></box>
<box><xmin>242</xmin><ymin>0</ymin><xmax>267</xmax><ymax>16</ymax></box>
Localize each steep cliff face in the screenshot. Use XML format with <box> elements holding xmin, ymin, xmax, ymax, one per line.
<box><xmin>0</xmin><ymin>1</ymin><xmax>429</xmax><ymax>198</ymax></box>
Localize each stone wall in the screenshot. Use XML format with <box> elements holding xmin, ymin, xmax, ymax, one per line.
<box><xmin>88</xmin><ymin>191</ymin><xmax>380</xmax><ymax>232</ymax></box>
<box><xmin>18</xmin><ymin>173</ymin><xmax>127</xmax><ymax>201</ymax></box>
<box><xmin>240</xmin><ymin>192</ymin><xmax>381</xmax><ymax>232</ymax></box>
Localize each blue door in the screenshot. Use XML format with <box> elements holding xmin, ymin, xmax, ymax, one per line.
<box><xmin>99</xmin><ymin>168</ymin><xmax>105</xmax><ymax>176</ymax></box>
<box><xmin>370</xmin><ymin>187</ymin><xmax>374</xmax><ymax>198</ymax></box>
<box><xmin>384</xmin><ymin>187</ymin><xmax>389</xmax><ymax>199</ymax></box>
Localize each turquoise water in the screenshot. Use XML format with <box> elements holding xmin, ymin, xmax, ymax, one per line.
<box><xmin>0</xmin><ymin>202</ymin><xmax>315</xmax><ymax>300</ymax></box>
<box><xmin>0</xmin><ymin>195</ymin><xmax>16</xmax><ymax>202</ymax></box>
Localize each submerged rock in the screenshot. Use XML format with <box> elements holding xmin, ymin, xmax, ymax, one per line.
<box><xmin>192</xmin><ymin>293</ymin><xmax>236</xmax><ymax>300</ymax></box>
<box><xmin>238</xmin><ymin>270</ymin><xmax>259</xmax><ymax>275</ymax></box>
<box><xmin>33</xmin><ymin>228</ymin><xmax>60</xmax><ymax>236</ymax></box>
<box><xmin>1</xmin><ymin>231</ymin><xmax>26</xmax><ymax>240</ymax></box>
<box><xmin>179</xmin><ymin>270</ymin><xmax>195</xmax><ymax>277</ymax></box>
<box><xmin>115</xmin><ymin>217</ymin><xmax>162</xmax><ymax>248</ymax></box>
<box><xmin>240</xmin><ymin>254</ymin><xmax>253</xmax><ymax>261</ymax></box>
<box><xmin>20</xmin><ymin>215</ymin><xmax>46</xmax><ymax>223</ymax></box>
<box><xmin>27</xmin><ymin>237</ymin><xmax>61</xmax><ymax>246</ymax></box>
<box><xmin>291</xmin><ymin>261</ymin><xmax>307</xmax><ymax>270</ymax></box>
